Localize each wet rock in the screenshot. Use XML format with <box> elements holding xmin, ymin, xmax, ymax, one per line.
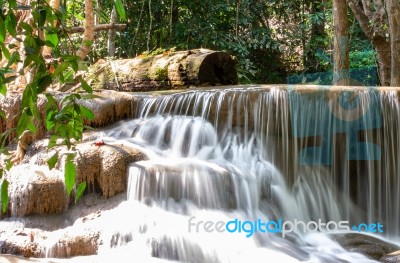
<box><xmin>7</xmin><ymin>165</ymin><xmax>69</xmax><ymax>217</ymax></box>
<box><xmin>332</xmin><ymin>233</ymin><xmax>400</xmax><ymax>260</ymax></box>
<box><xmin>380</xmin><ymin>250</ymin><xmax>400</xmax><ymax>263</ymax></box>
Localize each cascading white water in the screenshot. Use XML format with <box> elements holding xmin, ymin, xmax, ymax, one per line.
<box><xmin>87</xmin><ymin>86</ymin><xmax>399</xmax><ymax>262</ymax></box>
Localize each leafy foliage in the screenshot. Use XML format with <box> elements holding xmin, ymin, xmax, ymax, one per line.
<box><xmin>0</xmin><ymin>0</ymin><xmax>110</xmax><ymax>211</ymax></box>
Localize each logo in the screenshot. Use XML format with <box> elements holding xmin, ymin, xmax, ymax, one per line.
<box><xmin>188</xmin><ymin>216</ymin><xmax>384</xmax><ymax>238</ymax></box>
<box><xmin>288</xmin><ymin>85</ymin><xmax>382</xmax><ymax>165</ymax></box>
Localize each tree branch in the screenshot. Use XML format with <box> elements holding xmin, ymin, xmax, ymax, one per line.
<box><xmin>347</xmin><ymin>0</ymin><xmax>373</xmax><ymax>39</ymax></box>
<box><xmin>66</xmin><ymin>23</ymin><xmax>127</xmax><ymax>34</ymax></box>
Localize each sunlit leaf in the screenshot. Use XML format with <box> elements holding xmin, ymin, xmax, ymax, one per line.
<box><xmin>0</xmin><ymin>16</ymin><xmax>5</xmax><ymax>42</ymax></box>
<box><xmin>64</xmin><ymin>154</ymin><xmax>76</xmax><ymax>195</ymax></box>
<box><xmin>45</xmin><ymin>32</ymin><xmax>59</xmax><ymax>48</ymax></box>
<box><xmin>80</xmin><ymin>105</ymin><xmax>94</xmax><ymax>120</ymax></box>
<box><xmin>80</xmin><ymin>79</ymin><xmax>93</xmax><ymax>93</ymax></box>
<box><xmin>0</xmin><ymin>84</ymin><xmax>6</xmax><ymax>96</ymax></box>
<box><xmin>115</xmin><ymin>0</ymin><xmax>126</xmax><ymax>21</ymax></box>
<box><xmin>75</xmin><ymin>181</ymin><xmax>86</xmax><ymax>203</ymax></box>
<box><xmin>1</xmin><ymin>179</ymin><xmax>8</xmax><ymax>214</ymax></box>
<box><xmin>47</xmin><ymin>152</ymin><xmax>59</xmax><ymax>170</ymax></box>
<box><xmin>0</xmin><ymin>42</ymin><xmax>10</xmax><ymax>60</ymax></box>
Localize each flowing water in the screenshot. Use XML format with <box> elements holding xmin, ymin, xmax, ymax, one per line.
<box><xmin>59</xmin><ymin>86</ymin><xmax>400</xmax><ymax>262</ymax></box>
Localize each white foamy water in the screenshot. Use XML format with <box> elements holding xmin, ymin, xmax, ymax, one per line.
<box><xmin>41</xmin><ymin>86</ymin><xmax>400</xmax><ymax>262</ymax></box>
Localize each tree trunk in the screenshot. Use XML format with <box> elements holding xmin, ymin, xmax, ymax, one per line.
<box><xmin>42</xmin><ymin>0</ymin><xmax>61</xmax><ymax>58</ymax></box>
<box><xmin>86</xmin><ymin>49</ymin><xmax>238</xmax><ymax>91</ymax></box>
<box><xmin>333</xmin><ymin>0</ymin><xmax>350</xmax><ymax>85</ymax></box>
<box><xmin>347</xmin><ymin>0</ymin><xmax>391</xmax><ymax>86</ymax></box>
<box><xmin>387</xmin><ymin>0</ymin><xmax>400</xmax><ymax>86</ymax></box>
<box><xmin>373</xmin><ymin>36</ymin><xmax>391</xmax><ymax>86</ymax></box>
<box><xmin>77</xmin><ymin>0</ymin><xmax>95</xmax><ymax>60</ymax></box>
<box><xmin>107</xmin><ymin>6</ymin><xmax>117</xmax><ymax>57</ymax></box>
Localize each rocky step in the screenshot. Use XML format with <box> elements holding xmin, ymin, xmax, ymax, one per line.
<box><xmin>2</xmin><ymin>141</ymin><xmax>147</xmax><ymax>217</ymax></box>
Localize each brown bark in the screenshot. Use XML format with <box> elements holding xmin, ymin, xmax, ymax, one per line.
<box><xmin>333</xmin><ymin>0</ymin><xmax>350</xmax><ymax>85</ymax></box>
<box><xmin>107</xmin><ymin>6</ymin><xmax>118</xmax><ymax>57</ymax></box>
<box><xmin>387</xmin><ymin>0</ymin><xmax>400</xmax><ymax>86</ymax></box>
<box><xmin>77</xmin><ymin>0</ymin><xmax>95</xmax><ymax>60</ymax></box>
<box><xmin>347</xmin><ymin>0</ymin><xmax>391</xmax><ymax>86</ymax></box>
<box><xmin>373</xmin><ymin>36</ymin><xmax>391</xmax><ymax>86</ymax></box>
<box><xmin>86</xmin><ymin>49</ymin><xmax>238</xmax><ymax>92</ymax></box>
<box><xmin>67</xmin><ymin>24</ymin><xmax>126</xmax><ymax>34</ymax></box>
<box><xmin>42</xmin><ymin>0</ymin><xmax>61</xmax><ymax>58</ymax></box>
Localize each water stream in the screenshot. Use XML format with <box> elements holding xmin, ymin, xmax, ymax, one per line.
<box><xmin>62</xmin><ymin>86</ymin><xmax>400</xmax><ymax>262</ymax></box>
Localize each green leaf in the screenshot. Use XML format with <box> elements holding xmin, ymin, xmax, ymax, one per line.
<box><xmin>0</xmin><ymin>16</ymin><xmax>5</xmax><ymax>42</ymax></box>
<box><xmin>115</xmin><ymin>0</ymin><xmax>126</xmax><ymax>21</ymax></box>
<box><xmin>38</xmin><ymin>9</ymin><xmax>46</xmax><ymax>28</ymax></box>
<box><xmin>52</xmin><ymin>61</ymin><xmax>70</xmax><ymax>77</ymax></box>
<box><xmin>8</xmin><ymin>0</ymin><xmax>16</xmax><ymax>8</ymax></box>
<box><xmin>64</xmin><ymin>155</ymin><xmax>76</xmax><ymax>196</ymax></box>
<box><xmin>16</xmin><ymin>111</ymin><xmax>30</xmax><ymax>135</ymax></box>
<box><xmin>37</xmin><ymin>75</ymin><xmax>53</xmax><ymax>93</ymax></box>
<box><xmin>0</xmin><ymin>110</ymin><xmax>5</xmax><ymax>119</ymax></box>
<box><xmin>6</xmin><ymin>51</ymin><xmax>20</xmax><ymax>68</ymax></box>
<box><xmin>5</xmin><ymin>13</ymin><xmax>17</xmax><ymax>37</ymax></box>
<box><xmin>0</xmin><ymin>42</ymin><xmax>10</xmax><ymax>60</ymax></box>
<box><xmin>80</xmin><ymin>79</ymin><xmax>93</xmax><ymax>93</ymax></box>
<box><xmin>0</xmin><ymin>84</ymin><xmax>6</xmax><ymax>96</ymax></box>
<box><xmin>47</xmin><ymin>152</ymin><xmax>58</xmax><ymax>170</ymax></box>
<box><xmin>0</xmin><ymin>169</ymin><xmax>3</xmax><ymax>179</ymax></box>
<box><xmin>1</xmin><ymin>179</ymin><xmax>8</xmax><ymax>214</ymax></box>
<box><xmin>45</xmin><ymin>32</ymin><xmax>59</xmax><ymax>48</ymax></box>
<box><xmin>80</xmin><ymin>105</ymin><xmax>94</xmax><ymax>120</ymax></box>
<box><xmin>75</xmin><ymin>181</ymin><xmax>86</xmax><ymax>203</ymax></box>
<box><xmin>5</xmin><ymin>158</ymin><xmax>12</xmax><ymax>170</ymax></box>
<box><xmin>48</xmin><ymin>135</ymin><xmax>58</xmax><ymax>148</ymax></box>
<box><xmin>83</xmin><ymin>39</ymin><xmax>93</xmax><ymax>47</ymax></box>
<box><xmin>19</xmin><ymin>22</ymin><xmax>33</xmax><ymax>34</ymax></box>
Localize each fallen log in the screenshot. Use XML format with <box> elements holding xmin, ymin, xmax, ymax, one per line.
<box><xmin>86</xmin><ymin>49</ymin><xmax>238</xmax><ymax>91</ymax></box>
<box><xmin>66</xmin><ymin>23</ymin><xmax>127</xmax><ymax>34</ymax></box>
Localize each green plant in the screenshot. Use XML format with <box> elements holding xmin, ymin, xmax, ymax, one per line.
<box><xmin>154</xmin><ymin>66</ymin><xmax>168</xmax><ymax>80</ymax></box>
<box><xmin>0</xmin><ymin>0</ymin><xmax>126</xmax><ymax>212</ymax></box>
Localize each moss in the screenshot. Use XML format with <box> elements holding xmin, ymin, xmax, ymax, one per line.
<box><xmin>154</xmin><ymin>67</ymin><xmax>168</xmax><ymax>80</ymax></box>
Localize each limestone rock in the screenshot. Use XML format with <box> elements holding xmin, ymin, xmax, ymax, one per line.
<box><xmin>46</xmin><ymin>230</ymin><xmax>100</xmax><ymax>258</ymax></box>
<box><xmin>7</xmin><ymin>165</ymin><xmax>69</xmax><ymax>217</ymax></box>
<box><xmin>0</xmin><ymin>91</ymin><xmax>148</xmax><ymax>145</ymax></box>
<box><xmin>72</xmin><ymin>143</ymin><xmax>148</xmax><ymax>197</ymax></box>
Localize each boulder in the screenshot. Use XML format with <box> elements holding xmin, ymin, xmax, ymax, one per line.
<box><xmin>380</xmin><ymin>250</ymin><xmax>400</xmax><ymax>263</ymax></box>
<box><xmin>71</xmin><ymin>143</ymin><xmax>148</xmax><ymax>197</ymax></box>
<box><xmin>7</xmin><ymin>165</ymin><xmax>69</xmax><ymax>217</ymax></box>
<box><xmin>332</xmin><ymin>233</ymin><xmax>400</xmax><ymax>260</ymax></box>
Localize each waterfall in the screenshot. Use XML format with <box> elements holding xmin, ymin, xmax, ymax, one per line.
<box><xmin>92</xmin><ymin>86</ymin><xmax>398</xmax><ymax>262</ymax></box>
